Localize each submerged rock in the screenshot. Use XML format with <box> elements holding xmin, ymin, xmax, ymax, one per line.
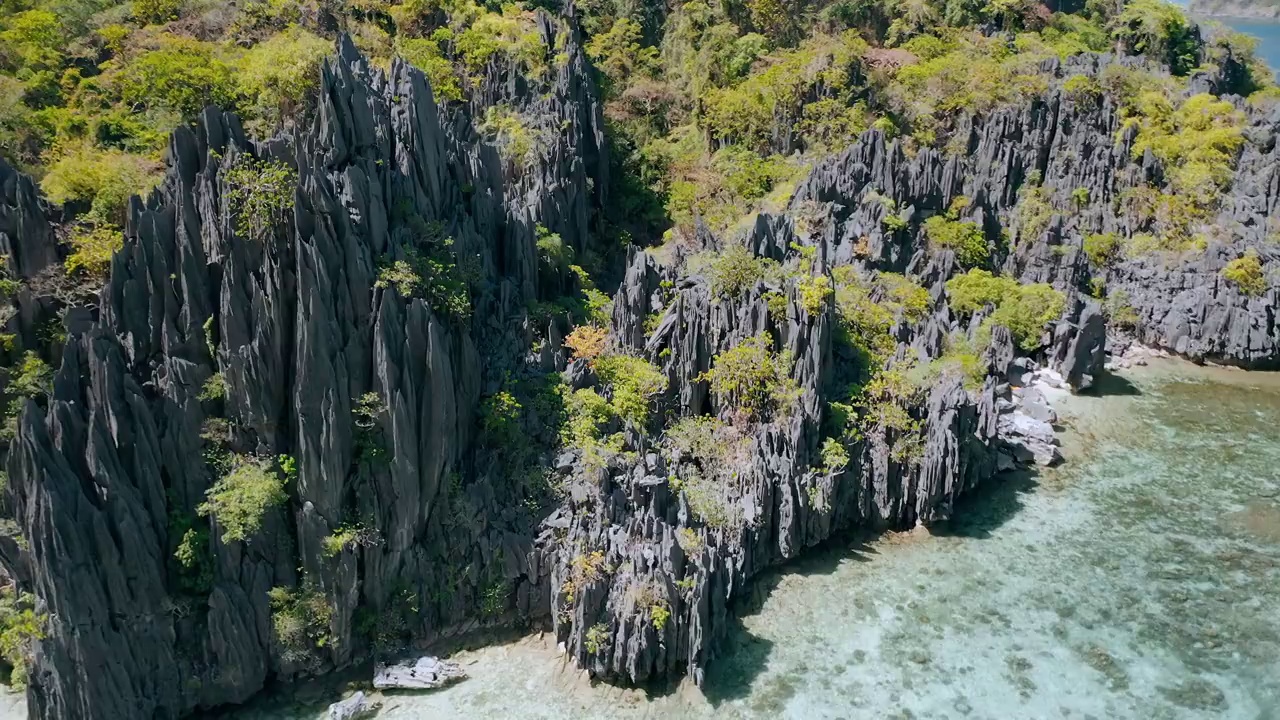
<box><xmin>372</xmin><ymin>657</ymin><xmax>467</xmax><ymax>691</ymax></box>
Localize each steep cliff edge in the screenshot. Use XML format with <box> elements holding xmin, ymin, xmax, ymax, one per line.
<box><xmin>0</xmin><ymin>13</ymin><xmax>1279</xmax><ymax>720</ymax></box>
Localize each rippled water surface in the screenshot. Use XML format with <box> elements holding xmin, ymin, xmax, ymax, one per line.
<box><xmin>221</xmin><ymin>362</ymin><xmax>1280</xmax><ymax>720</ymax></box>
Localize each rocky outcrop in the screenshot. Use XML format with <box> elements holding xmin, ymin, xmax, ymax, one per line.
<box><xmin>793</xmin><ymin>52</ymin><xmax>1279</xmax><ymax>369</ymax></box>
<box><xmin>3</xmin><ymin>20</ymin><xmax>608</xmax><ymax>719</ymax></box>
<box><xmin>1</xmin><ymin>29</ymin><xmax>1278</xmax><ymax>720</ymax></box>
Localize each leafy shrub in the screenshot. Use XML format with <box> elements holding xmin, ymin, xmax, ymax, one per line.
<box><xmin>1083</xmin><ymin>232</ymin><xmax>1122</xmax><ymax>268</ymax></box>
<box><xmin>585</xmin><ymin>18</ymin><xmax>659</xmax><ymax>97</ymax></box>
<box><xmin>699</xmin><ymin>332</ymin><xmax>798</xmax><ymax>419</ymax></box>
<box><xmin>374</xmin><ymin>240</ymin><xmax>473</xmax><ymax>320</ymax></box>
<box><xmin>565</xmin><ymin>325</ymin><xmax>608</xmax><ymax>361</ymax></box>
<box><xmin>397</xmin><ymin>37</ymin><xmax>464</xmax><ymax>102</ymax></box>
<box><xmin>701</xmin><ymin>245</ymin><xmax>776</xmax><ymax>299</ymax></box>
<box><xmin>536</xmin><ymin>224</ymin><xmax>573</xmax><ymax>272</ymax></box>
<box><xmin>132</xmin><ymin>0</ymin><xmax>183</xmax><ymax>26</ymax></box>
<box><xmin>946</xmin><ymin>269</ymin><xmax>1018</xmax><ymax>315</ymax></box>
<box><xmin>479</xmin><ymin>105</ymin><xmax>538</xmax><ymax>165</ymax></box>
<box><xmin>1063</xmin><ymin>74</ymin><xmax>1102</xmax><ymax>108</ymax></box>
<box><xmin>1126</xmin><ymin>93</ymin><xmax>1245</xmax><ymax>199</ymax></box>
<box><xmin>197</xmin><ymin>372</ymin><xmax>226</xmax><ymax>402</ymax></box>
<box><xmin>796</xmin><ymin>274</ymin><xmax>832</xmax><ymax>315</ymax></box>
<box><xmin>946</xmin><ymin>270</ymin><xmax>1064</xmax><ymax>350</ymax></box>
<box><xmin>197</xmin><ymin>455</ymin><xmax>287</xmax><ymax>542</ymax></box>
<box><xmin>923</xmin><ymin>215</ymin><xmax>988</xmax><ymax>267</ymax></box>
<box><xmin>114</xmin><ymin>36</ymin><xmax>239</xmax><ymax>117</ymax></box>
<box><xmin>224</xmin><ymin>155</ymin><xmax>296</xmax><ymax>241</ymax></box>
<box><xmin>1222</xmin><ymin>249</ymin><xmax>1266</xmax><ymax>296</ymax></box>
<box><xmin>235</xmin><ymin>27</ymin><xmax>330</xmax><ymax>133</ymax></box>
<box><xmin>41</xmin><ymin>145</ymin><xmax>161</xmax><ymax>225</ymax></box>
<box><xmin>479</xmin><ymin>390</ymin><xmax>522</xmax><ymax>445</ymax></box>
<box><xmin>584</xmin><ymin>622</ymin><xmax>609</xmax><ymax>654</ymax></box>
<box><xmin>650</xmin><ymin>602</ymin><xmax>671</xmax><ymax>631</ymax></box>
<box><xmin>1104</xmin><ymin>289</ymin><xmax>1141</xmax><ymax>328</ymax></box>
<box><xmin>1109</xmin><ymin>0</ymin><xmax>1199</xmax><ymax>75</ymax></box>
<box><xmin>988</xmin><ymin>284</ymin><xmax>1066</xmax><ymax>351</ymax></box>
<box><xmin>322</xmin><ymin>523</ymin><xmax>379</xmax><ymax>557</ymax></box>
<box><xmin>675</xmin><ymin>527</ymin><xmax>704</xmax><ymax>554</ymax></box>
<box><xmin>268</xmin><ymin>585</ymin><xmax>332</xmax><ymax>664</ymax></box>
<box><xmin>64</xmin><ymin>225</ymin><xmax>124</xmax><ymax>279</ymax></box>
<box><xmin>682</xmin><ymin>470</ymin><xmax>739</xmax><ymax>528</ymax></box>
<box><xmin>819</xmin><ymin>437</ymin><xmax>849</xmax><ymax>472</ymax></box>
<box><xmin>594</xmin><ymin>354</ymin><xmax>667</xmax><ymax>427</ymax></box>
<box><xmin>0</xmin><ymin>588</ymin><xmax>44</xmax><ymax>689</ymax></box>
<box><xmin>454</xmin><ymin>4</ymin><xmax>546</xmax><ymax>75</ymax></box>
<box><xmin>171</xmin><ymin>522</ymin><xmax>213</xmax><ymax>595</ymax></box>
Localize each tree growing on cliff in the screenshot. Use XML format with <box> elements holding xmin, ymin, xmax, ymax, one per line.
<box><xmin>197</xmin><ymin>455</ymin><xmax>287</xmax><ymax>543</ymax></box>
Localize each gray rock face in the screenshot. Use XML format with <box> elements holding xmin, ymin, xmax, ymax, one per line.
<box><xmin>372</xmin><ymin>656</ymin><xmax>466</xmax><ymax>690</ymax></box>
<box><xmin>2</xmin><ymin>24</ymin><xmax>607</xmax><ymax>720</ymax></box>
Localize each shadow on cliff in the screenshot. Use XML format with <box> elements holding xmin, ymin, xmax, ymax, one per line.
<box><xmin>930</xmin><ymin>468</ymin><xmax>1040</xmax><ymax>540</ymax></box>
<box><xmin>698</xmin><ymin>539</ymin><xmax>878</xmax><ymax>707</ymax></box>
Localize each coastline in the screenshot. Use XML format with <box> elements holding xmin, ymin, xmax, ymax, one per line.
<box><xmin>1187</xmin><ymin>1</ymin><xmax>1280</xmax><ymax>20</ymax></box>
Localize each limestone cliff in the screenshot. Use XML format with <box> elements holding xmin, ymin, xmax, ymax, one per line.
<box><xmin>0</xmin><ymin>19</ymin><xmax>1277</xmax><ymax>720</ymax></box>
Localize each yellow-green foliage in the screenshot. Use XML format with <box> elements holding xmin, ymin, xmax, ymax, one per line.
<box><xmin>889</xmin><ymin>32</ymin><xmax>1049</xmax><ymax>142</ymax></box>
<box><xmin>988</xmin><ymin>283</ymin><xmax>1066</xmax><ymax>351</ymax></box>
<box><xmin>480</xmin><ymin>104</ymin><xmax>537</xmax><ymax>165</ymax></box>
<box><xmin>851</xmin><ymin>365</ymin><xmax>924</xmax><ymax>463</ymax></box>
<box><xmin>268</xmin><ymin>585</ymin><xmax>333</xmax><ymax>662</ymax></box>
<box><xmin>1083</xmin><ymin>232</ymin><xmax>1122</xmax><ymax>268</ymax></box>
<box><xmin>819</xmin><ymin>437</ymin><xmax>849</xmax><ymax>472</ymax></box>
<box><xmin>0</xmin><ymin>588</ymin><xmax>45</xmax><ymax>689</ymax></box>
<box><xmin>946</xmin><ymin>269</ymin><xmax>1064</xmax><ymax>350</ymax></box>
<box><xmin>594</xmin><ymin>354</ymin><xmax>667</xmax><ymax>427</ymax></box>
<box><xmin>198</xmin><ymin>455</ymin><xmax>287</xmax><ymax>542</ymax></box>
<box><xmin>699</xmin><ymin>244</ymin><xmax>777</xmax><ymax>299</ymax></box>
<box><xmin>453</xmin><ymin>2</ymin><xmax>546</xmax><ymax>75</ymax></box>
<box><xmin>1104</xmin><ymin>288</ymin><xmax>1141</xmax><ymax>328</ymax></box>
<box><xmin>796</xmin><ymin>274</ymin><xmax>833</xmax><ymax>315</ymax></box>
<box><xmin>236</xmin><ymin>27</ymin><xmax>331</xmax><ymax>134</ymax></box>
<box><xmin>585</xmin><ymin>18</ymin><xmax>659</xmax><ymax>97</ymax></box>
<box><xmin>223</xmin><ymin>155</ymin><xmax>297</xmax><ymax>241</ymax></box>
<box><xmin>1126</xmin><ymin>93</ymin><xmax>1245</xmax><ymax>198</ymax></box>
<box><xmin>832</xmin><ymin>267</ymin><xmax>930</xmax><ymax>367</ymax></box>
<box><xmin>923</xmin><ymin>215</ymin><xmax>988</xmax><ymax>267</ymax></box>
<box><xmin>946</xmin><ymin>269</ymin><xmax>1019</xmax><ymax>315</ymax></box>
<box><xmin>699</xmin><ymin>332</ymin><xmax>798</xmax><ymax>419</ymax></box>
<box><xmin>701</xmin><ymin>31</ymin><xmax>868</xmax><ymax>152</ymax></box>
<box><xmin>1109</xmin><ymin>0</ymin><xmax>1200</xmax><ymax>75</ymax></box>
<box><xmin>1222</xmin><ymin>249</ymin><xmax>1266</xmax><ymax>296</ymax></box>
<box><xmin>584</xmin><ymin>622</ymin><xmax>609</xmax><ymax>653</ymax></box>
<box><xmin>397</xmin><ymin>37</ymin><xmax>464</xmax><ymax>102</ymax></box>
<box><xmin>132</xmin><ymin>0</ymin><xmax>181</xmax><ymax>25</ymax></box>
<box><xmin>41</xmin><ymin>145</ymin><xmax>162</xmax><ymax>226</ymax></box>
<box><xmin>65</xmin><ymin>224</ymin><xmax>124</xmax><ymax>278</ymax></box>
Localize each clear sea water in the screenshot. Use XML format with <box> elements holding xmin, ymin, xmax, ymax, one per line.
<box><xmin>214</xmin><ymin>360</ymin><xmax>1280</xmax><ymax>720</ymax></box>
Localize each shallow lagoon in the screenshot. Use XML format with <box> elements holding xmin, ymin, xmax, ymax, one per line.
<box><xmin>218</xmin><ymin>361</ymin><xmax>1280</xmax><ymax>720</ymax></box>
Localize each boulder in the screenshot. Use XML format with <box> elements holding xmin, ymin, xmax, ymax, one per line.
<box><xmin>372</xmin><ymin>656</ymin><xmax>467</xmax><ymax>691</ymax></box>
<box><xmin>328</xmin><ymin>691</ymin><xmax>379</xmax><ymax>720</ymax></box>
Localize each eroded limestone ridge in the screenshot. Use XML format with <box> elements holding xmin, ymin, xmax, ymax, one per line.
<box><xmin>0</xmin><ymin>18</ymin><xmax>1276</xmax><ymax>720</ymax></box>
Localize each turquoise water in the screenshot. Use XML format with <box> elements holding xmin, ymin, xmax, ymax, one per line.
<box><xmin>220</xmin><ymin>361</ymin><xmax>1280</xmax><ymax>720</ymax></box>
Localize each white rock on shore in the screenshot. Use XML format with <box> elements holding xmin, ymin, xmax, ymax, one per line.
<box><xmin>373</xmin><ymin>656</ymin><xmax>468</xmax><ymax>691</ymax></box>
